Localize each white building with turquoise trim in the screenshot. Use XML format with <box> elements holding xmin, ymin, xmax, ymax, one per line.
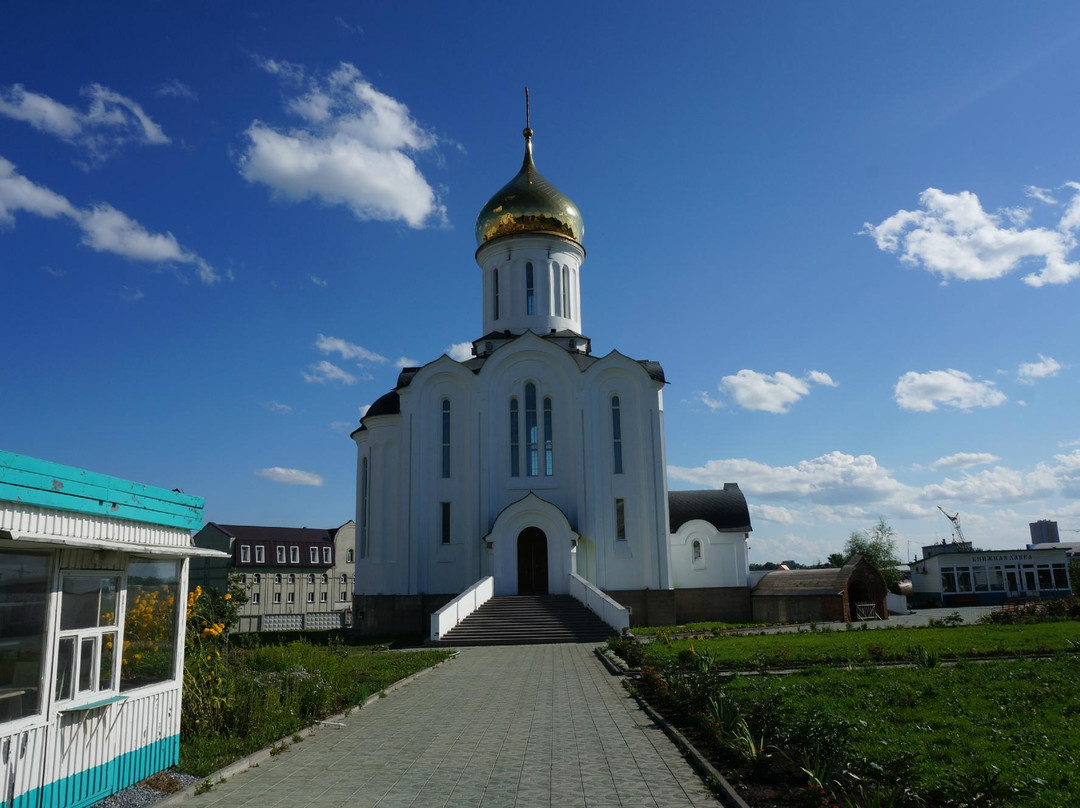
<box><xmin>0</xmin><ymin>450</ymin><xmax>223</xmax><ymax>808</ymax></box>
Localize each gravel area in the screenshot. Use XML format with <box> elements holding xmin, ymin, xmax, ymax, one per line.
<box><xmin>93</xmin><ymin>773</ymin><xmax>199</xmax><ymax>808</ymax></box>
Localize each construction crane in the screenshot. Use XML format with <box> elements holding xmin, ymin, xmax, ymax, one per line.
<box><xmin>937</xmin><ymin>506</ymin><xmax>967</xmax><ymax>543</ymax></box>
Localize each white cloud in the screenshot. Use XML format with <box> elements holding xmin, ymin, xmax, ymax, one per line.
<box><xmin>0</xmin><ymin>83</ymin><xmax>169</xmax><ymax>165</ymax></box>
<box><xmin>310</xmin><ymin>274</ymin><xmax>328</xmax><ymax>287</ymax></box>
<box><xmin>894</xmin><ymin>369</ymin><xmax>1006</xmax><ymax>412</ymax></box>
<box><xmin>334</xmin><ymin>16</ymin><xmax>363</xmax><ymax>34</ymax></box>
<box><xmin>255</xmin><ymin>467</ymin><xmax>323</xmax><ymax>486</ymax></box>
<box><xmin>263</xmin><ymin>400</ymin><xmax>292</xmax><ymax>414</ymax></box>
<box><xmin>749</xmin><ymin>503</ymin><xmax>802</xmax><ymax>525</ymax></box>
<box><xmin>156</xmin><ymin>80</ymin><xmax>197</xmax><ymax>101</ymax></box>
<box><xmin>314</xmin><ymin>333</ymin><xmax>387</xmax><ymax>364</ymax></box>
<box><xmin>718</xmin><ymin>369</ymin><xmax>836</xmax><ymax>414</ymax></box>
<box><xmin>302</xmin><ymin>360</ymin><xmax>357</xmax><ymax>385</ymax></box>
<box><xmin>118</xmin><ymin>286</ymin><xmax>144</xmax><ymax>302</ymax></box>
<box><xmin>0</xmin><ymin>157</ymin><xmax>220</xmax><ymax>283</ymax></box>
<box><xmin>863</xmin><ymin>185</ymin><xmax>1080</xmax><ymax>287</ymax></box>
<box><xmin>395</xmin><ymin>356</ymin><xmax>419</xmax><ymax>368</ymax></box>
<box><xmin>0</xmin><ymin>157</ymin><xmax>78</xmax><ymax>222</ymax></box>
<box><xmin>252</xmin><ymin>56</ymin><xmax>305</xmax><ymax>84</ymax></box>
<box><xmin>693</xmin><ymin>391</ymin><xmax>725</xmax><ymax>411</ymax></box>
<box><xmin>1018</xmin><ymin>354</ymin><xmax>1063</xmax><ymax>384</ymax></box>
<box><xmin>669</xmin><ymin>451</ymin><xmax>913</xmax><ymax>507</ymax></box>
<box><xmin>445</xmin><ymin>342</ymin><xmax>473</xmax><ymax>362</ymax></box>
<box><xmin>358</xmin><ymin>404</ymin><xmax>371</xmax><ymax>418</ymax></box>
<box><xmin>239</xmin><ymin>61</ymin><xmax>445</xmax><ymax>228</ymax></box>
<box><xmin>329</xmin><ymin>421</ymin><xmax>354</xmax><ymax>432</ymax></box>
<box><xmin>1026</xmin><ymin>185</ymin><xmax>1057</xmax><ymax>205</ymax></box>
<box><xmin>931</xmin><ymin>452</ymin><xmax>1000</xmax><ymax>471</ymax></box>
<box><xmin>923</xmin><ymin>464</ymin><xmax>1060</xmax><ymax>506</ymax></box>
<box><xmin>42</xmin><ymin>265</ymin><xmax>66</xmax><ymax>277</ymax></box>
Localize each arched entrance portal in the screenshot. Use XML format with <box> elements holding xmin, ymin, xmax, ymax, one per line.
<box><xmin>517</xmin><ymin>527</ymin><xmax>548</xmax><ymax>594</ymax></box>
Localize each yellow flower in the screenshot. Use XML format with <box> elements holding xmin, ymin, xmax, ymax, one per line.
<box><xmin>133</xmin><ymin>653</ymin><xmax>142</xmax><ymax>660</ymax></box>
<box><xmin>224</xmin><ymin>593</ymin><xmax>232</xmax><ymax>600</ymax></box>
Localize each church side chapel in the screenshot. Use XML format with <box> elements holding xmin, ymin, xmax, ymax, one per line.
<box><xmin>352</xmin><ymin>101</ymin><xmax>753</xmax><ymax>637</ymax></box>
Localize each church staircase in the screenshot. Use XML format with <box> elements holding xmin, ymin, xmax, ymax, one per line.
<box><xmin>437</xmin><ymin>595</ymin><xmax>616</xmax><ymax>646</ymax></box>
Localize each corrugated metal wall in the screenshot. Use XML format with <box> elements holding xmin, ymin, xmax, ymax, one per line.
<box><xmin>1</xmin><ymin>503</ymin><xmax>190</xmax><ymax>549</ymax></box>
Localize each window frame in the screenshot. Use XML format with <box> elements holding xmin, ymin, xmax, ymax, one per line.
<box><xmin>240</xmin><ymin>545</ymin><xmax>250</xmax><ymax>563</ymax></box>
<box><xmin>611</xmin><ymin>395</ymin><xmax>624</xmax><ymax>474</ymax></box>
<box><xmin>525</xmin><ymin>383</ymin><xmax>538</xmax><ymax>477</ymax></box>
<box><xmin>255</xmin><ymin>545</ymin><xmax>265</xmax><ymax>564</ymax></box>
<box><xmin>53</xmin><ymin>571</ymin><xmax>123</xmax><ymax>707</ymax></box>
<box><xmin>543</xmin><ymin>396</ymin><xmax>553</xmax><ymax>476</ymax></box>
<box><xmin>276</xmin><ymin>546</ymin><xmax>285</xmax><ymax>564</ymax></box>
<box><xmin>525</xmin><ymin>261</ymin><xmax>535</xmax><ymax>315</ymax></box>
<box><xmin>509</xmin><ymin>398</ymin><xmax>520</xmax><ymax>477</ymax></box>
<box><xmin>322</xmin><ymin>546</ymin><xmax>332</xmax><ymax>565</ymax></box>
<box><xmin>290</xmin><ymin>546</ymin><xmax>299</xmax><ymax>564</ymax></box>
<box><xmin>441</xmin><ymin>399</ymin><xmax>451</xmax><ymax>478</ymax></box>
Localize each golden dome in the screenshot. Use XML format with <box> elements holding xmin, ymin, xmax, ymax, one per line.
<box><xmin>475</xmin><ymin>128</ymin><xmax>584</xmax><ymax>248</ymax></box>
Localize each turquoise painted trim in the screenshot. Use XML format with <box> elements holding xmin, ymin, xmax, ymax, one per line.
<box><xmin>58</xmin><ymin>694</ymin><xmax>127</xmax><ymax>712</ymax></box>
<box><xmin>0</xmin><ymin>467</ymin><xmax>203</xmax><ymax>521</ymax></box>
<box><xmin>13</xmin><ymin>734</ymin><xmax>179</xmax><ymax>808</ymax></box>
<box><xmin>0</xmin><ymin>450</ymin><xmax>203</xmax><ymax>530</ymax></box>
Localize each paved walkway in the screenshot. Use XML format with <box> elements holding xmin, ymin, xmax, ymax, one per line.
<box><xmin>187</xmin><ymin>644</ymin><xmax>716</xmax><ymax>808</ymax></box>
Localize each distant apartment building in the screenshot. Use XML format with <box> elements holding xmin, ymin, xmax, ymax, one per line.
<box><xmin>1029</xmin><ymin>520</ymin><xmax>1061</xmax><ymax>545</ymax></box>
<box><xmin>191</xmin><ymin>521</ymin><xmax>355</xmax><ymax>632</ymax></box>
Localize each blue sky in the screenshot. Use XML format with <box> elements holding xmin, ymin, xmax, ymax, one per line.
<box><xmin>3</xmin><ymin>3</ymin><xmax>1080</xmax><ymax>564</ymax></box>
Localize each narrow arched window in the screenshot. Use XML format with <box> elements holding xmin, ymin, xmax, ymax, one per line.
<box><xmin>692</xmin><ymin>540</ymin><xmax>702</xmax><ymax>562</ymax></box>
<box><xmin>561</xmin><ymin>265</ymin><xmax>570</xmax><ymax>318</ymax></box>
<box><xmin>543</xmin><ymin>397</ymin><xmax>553</xmax><ymax>476</ymax></box>
<box><xmin>493</xmin><ymin>268</ymin><xmax>500</xmax><ymax>320</ymax></box>
<box><xmin>441</xmin><ymin>399</ymin><xmax>451</xmax><ymax>478</ymax></box>
<box><xmin>509</xmin><ymin>398</ymin><xmax>520</xmax><ymax>477</ymax></box>
<box><xmin>525</xmin><ymin>383</ymin><xmax>538</xmax><ymax>476</ymax></box>
<box><xmin>526</xmin><ymin>262</ymin><xmax>535</xmax><ymax>315</ymax></box>
<box><xmin>359</xmin><ymin>457</ymin><xmax>370</xmax><ymax>558</ymax></box>
<box><xmin>612</xmin><ymin>395</ymin><xmax>623</xmax><ymax>474</ymax></box>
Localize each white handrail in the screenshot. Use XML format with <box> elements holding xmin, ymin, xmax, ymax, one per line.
<box><xmin>430</xmin><ymin>576</ymin><xmax>494</xmax><ymax>641</ymax></box>
<box><xmin>569</xmin><ymin>573</ymin><xmax>630</xmax><ymax>634</ymax></box>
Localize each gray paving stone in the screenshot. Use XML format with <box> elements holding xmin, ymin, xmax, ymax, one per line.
<box><xmin>181</xmin><ymin>644</ymin><xmax>716</xmax><ymax>807</ymax></box>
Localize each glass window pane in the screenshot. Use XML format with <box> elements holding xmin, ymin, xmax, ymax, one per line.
<box><xmin>121</xmin><ymin>560</ymin><xmax>180</xmax><ymax>692</ymax></box>
<box><xmin>973</xmin><ymin>567</ymin><xmax>988</xmax><ymax>592</ymax></box>
<box><xmin>78</xmin><ymin>637</ymin><xmax>96</xmax><ymax>693</ymax></box>
<box><xmin>1037</xmin><ymin>567</ymin><xmax>1053</xmax><ymax>589</ymax></box>
<box><xmin>989</xmin><ymin>568</ymin><xmax>1004</xmax><ymax>590</ymax></box>
<box><xmin>941</xmin><ymin>570</ymin><xmax>956</xmax><ymax>593</ymax></box>
<box><xmin>0</xmin><ymin>551</ymin><xmax>50</xmax><ymax>722</ymax></box>
<box><xmin>956</xmin><ymin>569</ymin><xmax>972</xmax><ymax>592</ymax></box>
<box><xmin>61</xmin><ymin>576</ymin><xmax>119</xmax><ymax>630</ymax></box>
<box><xmin>55</xmin><ymin>637</ymin><xmax>75</xmax><ymax>701</ymax></box>
<box><xmin>1053</xmin><ymin>565</ymin><xmax>1068</xmax><ymax>589</ymax></box>
<box><xmin>100</xmin><ymin>632</ymin><xmax>116</xmax><ymax>691</ymax></box>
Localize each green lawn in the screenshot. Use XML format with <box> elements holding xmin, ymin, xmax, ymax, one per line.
<box><xmin>641</xmin><ymin>621</ymin><xmax>1080</xmax><ymax>669</ymax></box>
<box><xmin>180</xmin><ymin>641</ymin><xmax>451</xmax><ymax>776</ymax></box>
<box><xmin>721</xmin><ymin>657</ymin><xmax>1080</xmax><ymax>807</ymax></box>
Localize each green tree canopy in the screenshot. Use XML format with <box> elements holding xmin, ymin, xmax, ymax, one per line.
<box><xmin>842</xmin><ymin>518</ymin><xmax>902</xmax><ymax>592</ymax></box>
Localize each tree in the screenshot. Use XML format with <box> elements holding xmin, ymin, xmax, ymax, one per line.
<box><xmin>826</xmin><ymin>552</ymin><xmax>847</xmax><ymax>568</ymax></box>
<box><xmin>841</xmin><ymin>518</ymin><xmax>902</xmax><ymax>593</ymax></box>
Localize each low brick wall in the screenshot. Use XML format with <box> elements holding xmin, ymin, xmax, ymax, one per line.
<box><xmin>605</xmin><ymin>587</ymin><xmax>752</xmax><ymax>627</ymax></box>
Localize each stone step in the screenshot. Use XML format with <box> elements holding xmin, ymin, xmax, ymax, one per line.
<box><xmin>436</xmin><ymin>594</ymin><xmax>616</xmax><ymax>646</ymax></box>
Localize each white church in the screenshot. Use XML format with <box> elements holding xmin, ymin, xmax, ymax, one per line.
<box><xmin>351</xmin><ymin>117</ymin><xmax>753</xmax><ymax>636</ymax></box>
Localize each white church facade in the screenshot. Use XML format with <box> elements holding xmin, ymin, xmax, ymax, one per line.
<box><xmin>351</xmin><ymin>120</ymin><xmax>752</xmax><ymax>634</ymax></box>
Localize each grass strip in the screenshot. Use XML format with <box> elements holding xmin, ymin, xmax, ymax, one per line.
<box><xmin>180</xmin><ymin>641</ymin><xmax>450</xmax><ymax>776</ymax></box>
